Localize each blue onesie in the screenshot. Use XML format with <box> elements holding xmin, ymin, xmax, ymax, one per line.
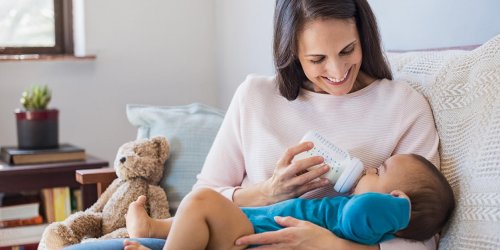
<box><xmin>241</xmin><ymin>192</ymin><xmax>410</xmax><ymax>245</ymax></box>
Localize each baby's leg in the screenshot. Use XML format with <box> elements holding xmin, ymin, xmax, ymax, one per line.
<box><xmin>164</xmin><ymin>188</ymin><xmax>254</xmax><ymax>250</ymax></box>
<box><xmin>126</xmin><ymin>195</ymin><xmax>173</xmax><ymax>238</ymax></box>
<box><xmin>123</xmin><ymin>239</ymin><xmax>151</xmax><ymax>250</ymax></box>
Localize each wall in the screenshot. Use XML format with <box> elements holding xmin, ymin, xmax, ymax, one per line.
<box><xmin>368</xmin><ymin>0</ymin><xmax>500</xmax><ymax>50</ymax></box>
<box><xmin>214</xmin><ymin>0</ymin><xmax>275</xmax><ymax>108</ymax></box>
<box><xmin>0</xmin><ymin>0</ymin><xmax>217</xmax><ymax>164</ymax></box>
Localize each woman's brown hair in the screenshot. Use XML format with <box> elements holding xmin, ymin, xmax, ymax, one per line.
<box><xmin>273</xmin><ymin>0</ymin><xmax>393</xmax><ymax>100</ymax></box>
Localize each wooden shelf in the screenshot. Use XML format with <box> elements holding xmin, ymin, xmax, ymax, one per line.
<box><xmin>0</xmin><ymin>154</ymin><xmax>109</xmax><ymax>209</ymax></box>
<box><xmin>0</xmin><ymin>54</ymin><xmax>96</xmax><ymax>62</ymax></box>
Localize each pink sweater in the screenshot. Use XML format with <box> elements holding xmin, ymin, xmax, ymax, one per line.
<box><xmin>194</xmin><ymin>74</ymin><xmax>440</xmax><ymax>249</ymax></box>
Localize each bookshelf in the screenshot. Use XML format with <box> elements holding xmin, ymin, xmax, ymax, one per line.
<box><xmin>0</xmin><ymin>155</ymin><xmax>108</xmax><ymax>209</ymax></box>
<box><xmin>0</xmin><ymin>155</ymin><xmax>108</xmax><ymax>247</ymax></box>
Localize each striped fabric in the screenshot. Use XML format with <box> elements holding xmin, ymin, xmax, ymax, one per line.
<box><xmin>195</xmin><ymin>62</ymin><xmax>440</xmax><ymax>249</ymax></box>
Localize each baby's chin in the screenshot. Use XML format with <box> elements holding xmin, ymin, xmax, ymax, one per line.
<box><xmin>351</xmin><ymin>187</ymin><xmax>392</xmax><ymax>195</ymax></box>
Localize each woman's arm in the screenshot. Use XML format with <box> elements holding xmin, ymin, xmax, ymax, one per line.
<box><xmin>384</xmin><ymin>86</ymin><xmax>440</xmax><ymax>250</ymax></box>
<box><xmin>195</xmin><ymin>100</ymin><xmax>329</xmax><ymax>207</ymax></box>
<box><xmin>194</xmin><ymin>77</ymin><xmax>330</xmax><ymax>207</ymax></box>
<box><xmin>236</xmin><ymin>216</ymin><xmax>379</xmax><ymax>250</ymax></box>
<box><xmin>393</xmin><ymin>87</ymin><xmax>440</xmax><ymax>167</ymax></box>
<box><xmin>193</xmin><ymin>82</ymin><xmax>249</xmax><ymax>200</ymax></box>
<box><xmin>380</xmin><ymin>236</ymin><xmax>437</xmax><ymax>250</ymax></box>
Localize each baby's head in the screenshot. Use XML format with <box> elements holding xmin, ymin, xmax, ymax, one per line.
<box><xmin>353</xmin><ymin>154</ymin><xmax>455</xmax><ymax>241</ymax></box>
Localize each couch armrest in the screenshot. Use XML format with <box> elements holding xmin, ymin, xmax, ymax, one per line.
<box><xmin>76</xmin><ymin>167</ymin><xmax>117</xmax><ymax>197</ymax></box>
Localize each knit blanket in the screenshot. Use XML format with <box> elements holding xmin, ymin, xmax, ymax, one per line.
<box><xmin>387</xmin><ymin>35</ymin><xmax>500</xmax><ymax>250</ymax></box>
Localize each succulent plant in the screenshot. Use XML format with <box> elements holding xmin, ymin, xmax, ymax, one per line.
<box><xmin>20</xmin><ymin>85</ymin><xmax>52</xmax><ymax>110</ymax></box>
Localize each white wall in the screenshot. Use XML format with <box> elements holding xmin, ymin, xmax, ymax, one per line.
<box><xmin>368</xmin><ymin>0</ymin><xmax>500</xmax><ymax>50</ymax></box>
<box><xmin>0</xmin><ymin>0</ymin><xmax>217</xmax><ymax>164</ymax></box>
<box><xmin>214</xmin><ymin>0</ymin><xmax>275</xmax><ymax>108</ymax></box>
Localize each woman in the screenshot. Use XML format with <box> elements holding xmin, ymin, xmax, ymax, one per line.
<box><xmin>194</xmin><ymin>0</ymin><xmax>439</xmax><ymax>249</ymax></box>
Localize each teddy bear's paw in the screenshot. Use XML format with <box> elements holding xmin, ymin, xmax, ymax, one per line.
<box><xmin>41</xmin><ymin>223</ymin><xmax>80</xmax><ymax>250</ymax></box>
<box><xmin>100</xmin><ymin>227</ymin><xmax>129</xmax><ymax>239</ymax></box>
<box><xmin>63</xmin><ymin>211</ymin><xmax>103</xmax><ymax>239</ymax></box>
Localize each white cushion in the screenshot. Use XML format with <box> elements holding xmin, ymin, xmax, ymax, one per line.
<box><xmin>387</xmin><ymin>35</ymin><xmax>500</xmax><ymax>249</ymax></box>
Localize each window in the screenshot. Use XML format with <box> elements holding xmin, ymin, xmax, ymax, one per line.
<box><xmin>0</xmin><ymin>0</ymin><xmax>73</xmax><ymax>55</ymax></box>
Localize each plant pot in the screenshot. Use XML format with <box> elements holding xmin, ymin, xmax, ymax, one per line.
<box><xmin>15</xmin><ymin>109</ymin><xmax>59</xmax><ymax>149</ymax></box>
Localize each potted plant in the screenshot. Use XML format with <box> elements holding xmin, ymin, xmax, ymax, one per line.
<box><xmin>15</xmin><ymin>85</ymin><xmax>59</xmax><ymax>149</ymax></box>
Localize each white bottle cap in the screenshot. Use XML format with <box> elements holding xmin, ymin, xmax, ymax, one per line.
<box><xmin>334</xmin><ymin>158</ymin><xmax>364</xmax><ymax>193</ymax></box>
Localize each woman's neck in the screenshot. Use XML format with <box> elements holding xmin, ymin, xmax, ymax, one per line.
<box><xmin>349</xmin><ymin>71</ymin><xmax>377</xmax><ymax>93</ymax></box>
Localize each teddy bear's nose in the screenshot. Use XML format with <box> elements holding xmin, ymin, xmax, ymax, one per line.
<box><xmin>120</xmin><ymin>157</ymin><xmax>126</xmax><ymax>163</ymax></box>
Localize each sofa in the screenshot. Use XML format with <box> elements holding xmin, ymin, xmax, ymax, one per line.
<box><xmin>53</xmin><ymin>35</ymin><xmax>499</xmax><ymax>250</ymax></box>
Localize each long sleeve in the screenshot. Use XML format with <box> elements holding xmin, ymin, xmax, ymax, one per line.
<box><xmin>391</xmin><ymin>87</ymin><xmax>440</xmax><ymax>168</ymax></box>
<box><xmin>380</xmin><ymin>236</ymin><xmax>438</xmax><ymax>250</ymax></box>
<box><xmin>242</xmin><ymin>193</ymin><xmax>410</xmax><ymax>245</ymax></box>
<box><xmin>192</xmin><ymin>81</ymin><xmax>247</xmax><ymax>200</ymax></box>
<box><xmin>339</xmin><ymin>193</ymin><xmax>410</xmax><ymax>245</ymax></box>
<box><xmin>382</xmin><ymin>83</ymin><xmax>440</xmax><ymax>250</ymax></box>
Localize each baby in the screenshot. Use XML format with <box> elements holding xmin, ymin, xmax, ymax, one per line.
<box><xmin>123</xmin><ymin>154</ymin><xmax>455</xmax><ymax>250</ymax></box>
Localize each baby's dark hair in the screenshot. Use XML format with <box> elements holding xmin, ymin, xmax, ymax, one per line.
<box><xmin>396</xmin><ymin>154</ymin><xmax>455</xmax><ymax>241</ymax></box>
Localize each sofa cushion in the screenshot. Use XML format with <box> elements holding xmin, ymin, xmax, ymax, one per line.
<box><xmin>387</xmin><ymin>35</ymin><xmax>500</xmax><ymax>249</ymax></box>
<box><xmin>127</xmin><ymin>103</ymin><xmax>224</xmax><ymax>213</ymax></box>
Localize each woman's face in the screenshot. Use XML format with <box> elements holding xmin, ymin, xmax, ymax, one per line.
<box><xmin>297</xmin><ymin>18</ymin><xmax>363</xmax><ymax>96</ymax></box>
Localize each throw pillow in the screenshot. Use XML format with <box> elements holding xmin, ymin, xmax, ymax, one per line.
<box><xmin>127</xmin><ymin>103</ymin><xmax>225</xmax><ymax>213</ymax></box>
<box><xmin>387</xmin><ymin>35</ymin><xmax>500</xmax><ymax>249</ymax></box>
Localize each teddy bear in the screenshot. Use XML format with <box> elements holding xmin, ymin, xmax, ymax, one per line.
<box><xmin>39</xmin><ymin>136</ymin><xmax>171</xmax><ymax>249</ymax></box>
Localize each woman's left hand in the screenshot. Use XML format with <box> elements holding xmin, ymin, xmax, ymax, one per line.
<box><xmin>235</xmin><ymin>216</ymin><xmax>338</xmax><ymax>250</ymax></box>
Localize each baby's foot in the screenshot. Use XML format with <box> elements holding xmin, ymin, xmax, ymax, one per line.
<box><xmin>126</xmin><ymin>195</ymin><xmax>152</xmax><ymax>238</ymax></box>
<box><xmin>124</xmin><ymin>239</ymin><xmax>152</xmax><ymax>250</ymax></box>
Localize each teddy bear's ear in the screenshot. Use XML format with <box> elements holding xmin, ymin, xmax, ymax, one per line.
<box><xmin>151</xmin><ymin>136</ymin><xmax>169</xmax><ymax>161</ymax></box>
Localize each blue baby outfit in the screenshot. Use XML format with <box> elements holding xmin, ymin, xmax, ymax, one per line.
<box><xmin>241</xmin><ymin>192</ymin><xmax>410</xmax><ymax>245</ymax></box>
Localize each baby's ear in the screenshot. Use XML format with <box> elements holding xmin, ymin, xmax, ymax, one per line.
<box><xmin>390</xmin><ymin>190</ymin><xmax>405</xmax><ymax>197</ymax></box>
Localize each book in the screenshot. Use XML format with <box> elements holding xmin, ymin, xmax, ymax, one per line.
<box><xmin>71</xmin><ymin>189</ymin><xmax>83</xmax><ymax>213</ymax></box>
<box><xmin>0</xmin><ymin>224</ymin><xmax>47</xmax><ymax>247</ymax></box>
<box><xmin>0</xmin><ymin>144</ymin><xmax>85</xmax><ymax>165</ymax></box>
<box><xmin>52</xmin><ymin>187</ymin><xmax>71</xmax><ymax>222</ymax></box>
<box><xmin>40</xmin><ymin>189</ymin><xmax>55</xmax><ymax>223</ymax></box>
<box><xmin>0</xmin><ymin>215</ymin><xmax>43</xmax><ymax>228</ymax></box>
<box><xmin>0</xmin><ymin>203</ymin><xmax>39</xmax><ymax>221</ymax></box>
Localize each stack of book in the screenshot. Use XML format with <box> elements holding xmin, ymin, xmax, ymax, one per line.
<box><xmin>0</xmin><ymin>144</ymin><xmax>85</xmax><ymax>165</ymax></box>
<box><xmin>0</xmin><ymin>193</ymin><xmax>47</xmax><ymax>248</ymax></box>
<box><xmin>41</xmin><ymin>187</ymin><xmax>83</xmax><ymax>223</ymax></box>
<box><xmin>0</xmin><ymin>188</ymin><xmax>84</xmax><ymax>249</ymax></box>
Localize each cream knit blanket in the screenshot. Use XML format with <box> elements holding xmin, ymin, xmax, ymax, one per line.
<box><xmin>388</xmin><ymin>35</ymin><xmax>500</xmax><ymax>250</ymax></box>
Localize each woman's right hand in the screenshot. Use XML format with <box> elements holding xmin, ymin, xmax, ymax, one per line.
<box><xmin>234</xmin><ymin>141</ymin><xmax>331</xmax><ymax>206</ymax></box>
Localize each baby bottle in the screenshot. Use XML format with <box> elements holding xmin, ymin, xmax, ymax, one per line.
<box><xmin>294</xmin><ymin>130</ymin><xmax>364</xmax><ymax>193</ymax></box>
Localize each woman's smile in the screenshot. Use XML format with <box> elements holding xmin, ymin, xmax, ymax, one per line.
<box><xmin>322</xmin><ymin>66</ymin><xmax>351</xmax><ymax>86</ymax></box>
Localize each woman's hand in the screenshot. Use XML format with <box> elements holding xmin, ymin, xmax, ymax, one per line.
<box><xmin>235</xmin><ymin>216</ymin><xmax>379</xmax><ymax>250</ymax></box>
<box><xmin>260</xmin><ymin>141</ymin><xmax>331</xmax><ymax>204</ymax></box>
<box><xmin>233</xmin><ymin>141</ymin><xmax>330</xmax><ymax>207</ymax></box>
<box><xmin>234</xmin><ymin>216</ymin><xmax>337</xmax><ymax>250</ymax></box>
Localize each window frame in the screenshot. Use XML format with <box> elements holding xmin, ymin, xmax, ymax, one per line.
<box><xmin>0</xmin><ymin>0</ymin><xmax>73</xmax><ymax>55</ymax></box>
